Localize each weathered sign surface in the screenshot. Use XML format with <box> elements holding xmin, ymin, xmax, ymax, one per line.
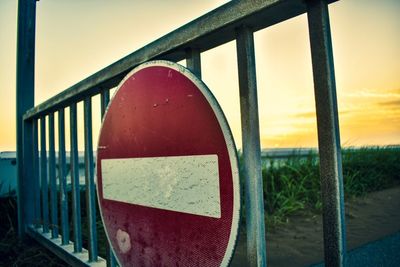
<box><xmin>97</xmin><ymin>61</ymin><xmax>240</xmax><ymax>266</ymax></box>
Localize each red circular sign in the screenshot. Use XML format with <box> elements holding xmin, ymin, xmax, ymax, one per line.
<box><xmin>97</xmin><ymin>61</ymin><xmax>240</xmax><ymax>266</ymax></box>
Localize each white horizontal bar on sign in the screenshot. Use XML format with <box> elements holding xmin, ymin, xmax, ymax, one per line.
<box><xmin>101</xmin><ymin>154</ymin><xmax>221</xmax><ymax>218</ymax></box>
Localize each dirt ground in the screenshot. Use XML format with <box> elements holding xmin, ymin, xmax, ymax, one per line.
<box><xmin>231</xmin><ymin>186</ymin><xmax>400</xmax><ymax>267</ymax></box>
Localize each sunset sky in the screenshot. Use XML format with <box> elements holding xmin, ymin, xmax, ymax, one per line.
<box><xmin>0</xmin><ymin>0</ymin><xmax>399</xmax><ymax>151</ymax></box>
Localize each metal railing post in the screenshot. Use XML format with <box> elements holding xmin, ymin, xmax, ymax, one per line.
<box><xmin>236</xmin><ymin>26</ymin><xmax>267</xmax><ymax>267</ymax></box>
<box><xmin>101</xmin><ymin>89</ymin><xmax>118</xmax><ymax>267</ymax></box>
<box><xmin>33</xmin><ymin>119</ymin><xmax>41</xmax><ymax>227</ymax></box>
<box><xmin>16</xmin><ymin>0</ymin><xmax>37</xmax><ymax>237</ymax></box>
<box><xmin>186</xmin><ymin>48</ymin><xmax>202</xmax><ymax>79</ymax></box>
<box><xmin>40</xmin><ymin>116</ymin><xmax>50</xmax><ymax>233</ymax></box>
<box><xmin>49</xmin><ymin>113</ymin><xmax>59</xmax><ymax>238</ymax></box>
<box><xmin>58</xmin><ymin>108</ymin><xmax>70</xmax><ymax>245</ymax></box>
<box><xmin>70</xmin><ymin>103</ymin><xmax>83</xmax><ymax>252</ymax></box>
<box><xmin>84</xmin><ymin>97</ymin><xmax>98</xmax><ymax>261</ymax></box>
<box><xmin>101</xmin><ymin>90</ymin><xmax>110</xmax><ymax>117</ymax></box>
<box><xmin>307</xmin><ymin>0</ymin><xmax>347</xmax><ymax>266</ymax></box>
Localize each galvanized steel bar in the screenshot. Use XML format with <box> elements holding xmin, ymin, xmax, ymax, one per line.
<box><xmin>101</xmin><ymin>90</ymin><xmax>117</xmax><ymax>267</ymax></box>
<box><xmin>33</xmin><ymin>119</ymin><xmax>41</xmax><ymax>227</ymax></box>
<box><xmin>236</xmin><ymin>26</ymin><xmax>267</xmax><ymax>267</ymax></box>
<box><xmin>84</xmin><ymin>97</ymin><xmax>98</xmax><ymax>261</ymax></box>
<box><xmin>16</xmin><ymin>0</ymin><xmax>37</xmax><ymax>236</ymax></box>
<box><xmin>23</xmin><ymin>0</ymin><xmax>337</xmax><ymax>121</ymax></box>
<box><xmin>48</xmin><ymin>113</ymin><xmax>58</xmax><ymax>238</ymax></box>
<box><xmin>70</xmin><ymin>103</ymin><xmax>83</xmax><ymax>252</ymax></box>
<box><xmin>40</xmin><ymin>116</ymin><xmax>49</xmax><ymax>233</ymax></box>
<box><xmin>106</xmin><ymin>244</ymin><xmax>118</xmax><ymax>267</ymax></box>
<box><xmin>307</xmin><ymin>0</ymin><xmax>347</xmax><ymax>266</ymax></box>
<box><xmin>186</xmin><ymin>48</ymin><xmax>202</xmax><ymax>78</ymax></box>
<box><xmin>58</xmin><ymin>108</ymin><xmax>69</xmax><ymax>245</ymax></box>
<box><xmin>100</xmin><ymin>89</ymin><xmax>110</xmax><ymax>117</ymax></box>
<box><xmin>22</xmin><ymin>120</ymin><xmax>35</xmax><ymax>228</ymax></box>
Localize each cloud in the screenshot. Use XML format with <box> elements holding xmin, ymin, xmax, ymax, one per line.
<box><xmin>379</xmin><ymin>100</ymin><xmax>400</xmax><ymax>107</ymax></box>
<box><xmin>389</xmin><ymin>88</ymin><xmax>400</xmax><ymax>94</ymax></box>
<box><xmin>291</xmin><ymin>110</ymin><xmax>350</xmax><ymax>119</ymax></box>
<box><xmin>292</xmin><ymin>111</ymin><xmax>315</xmax><ymax>119</ymax></box>
<box><xmin>342</xmin><ymin>88</ymin><xmax>400</xmax><ymax>99</ymax></box>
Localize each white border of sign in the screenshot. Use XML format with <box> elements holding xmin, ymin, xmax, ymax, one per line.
<box><xmin>97</xmin><ymin>60</ymin><xmax>241</xmax><ymax>267</ymax></box>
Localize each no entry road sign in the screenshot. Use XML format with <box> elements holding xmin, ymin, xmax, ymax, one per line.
<box><xmin>96</xmin><ymin>61</ymin><xmax>240</xmax><ymax>267</ymax></box>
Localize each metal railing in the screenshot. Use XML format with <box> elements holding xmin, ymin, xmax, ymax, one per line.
<box><xmin>16</xmin><ymin>0</ymin><xmax>344</xmax><ymax>266</ymax></box>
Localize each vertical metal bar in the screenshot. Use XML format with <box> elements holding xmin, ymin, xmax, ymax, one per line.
<box><xmin>16</xmin><ymin>0</ymin><xmax>37</xmax><ymax>237</ymax></box>
<box><xmin>307</xmin><ymin>1</ymin><xmax>346</xmax><ymax>266</ymax></box>
<box><xmin>70</xmin><ymin>103</ymin><xmax>82</xmax><ymax>252</ymax></box>
<box><xmin>236</xmin><ymin>26</ymin><xmax>267</xmax><ymax>267</ymax></box>
<box><xmin>84</xmin><ymin>97</ymin><xmax>98</xmax><ymax>261</ymax></box>
<box><xmin>40</xmin><ymin>116</ymin><xmax>49</xmax><ymax>233</ymax></box>
<box><xmin>101</xmin><ymin>89</ymin><xmax>110</xmax><ymax>117</ymax></box>
<box><xmin>186</xmin><ymin>48</ymin><xmax>202</xmax><ymax>79</ymax></box>
<box><xmin>22</xmin><ymin>120</ymin><xmax>34</xmax><ymax>226</ymax></box>
<box><xmin>33</xmin><ymin>119</ymin><xmax>41</xmax><ymax>227</ymax></box>
<box><xmin>58</xmin><ymin>108</ymin><xmax>69</xmax><ymax>245</ymax></box>
<box><xmin>107</xmin><ymin>245</ymin><xmax>118</xmax><ymax>267</ymax></box>
<box><xmin>48</xmin><ymin>113</ymin><xmax>58</xmax><ymax>238</ymax></box>
<box><xmin>101</xmin><ymin>90</ymin><xmax>117</xmax><ymax>267</ymax></box>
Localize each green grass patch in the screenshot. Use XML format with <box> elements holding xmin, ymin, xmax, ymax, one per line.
<box><xmin>259</xmin><ymin>146</ymin><xmax>400</xmax><ymax>225</ymax></box>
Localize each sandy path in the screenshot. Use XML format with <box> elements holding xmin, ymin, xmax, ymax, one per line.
<box><xmin>230</xmin><ymin>186</ymin><xmax>400</xmax><ymax>267</ymax></box>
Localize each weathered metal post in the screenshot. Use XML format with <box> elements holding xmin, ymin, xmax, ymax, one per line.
<box><xmin>100</xmin><ymin>90</ymin><xmax>118</xmax><ymax>267</ymax></box>
<box><xmin>236</xmin><ymin>26</ymin><xmax>267</xmax><ymax>267</ymax></box>
<box><xmin>186</xmin><ymin>48</ymin><xmax>202</xmax><ymax>79</ymax></box>
<box><xmin>16</xmin><ymin>0</ymin><xmax>37</xmax><ymax>237</ymax></box>
<box><xmin>307</xmin><ymin>0</ymin><xmax>347</xmax><ymax>266</ymax></box>
<box><xmin>84</xmin><ymin>97</ymin><xmax>98</xmax><ymax>261</ymax></box>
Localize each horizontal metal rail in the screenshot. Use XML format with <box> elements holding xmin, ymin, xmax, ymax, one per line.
<box><xmin>23</xmin><ymin>0</ymin><xmax>336</xmax><ymax>120</ymax></box>
<box><xmin>27</xmin><ymin>226</ymin><xmax>107</xmax><ymax>267</ymax></box>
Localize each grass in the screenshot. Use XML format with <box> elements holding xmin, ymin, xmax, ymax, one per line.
<box><xmin>262</xmin><ymin>151</ymin><xmax>321</xmax><ymax>224</ymax></box>
<box><xmin>0</xmin><ymin>197</ymin><xmax>66</xmax><ymax>267</ymax></box>
<box><xmin>0</xmin><ymin>191</ymin><xmax>109</xmax><ymax>266</ymax></box>
<box><xmin>260</xmin><ymin>146</ymin><xmax>400</xmax><ymax>225</ymax></box>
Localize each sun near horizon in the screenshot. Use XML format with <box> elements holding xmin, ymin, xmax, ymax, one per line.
<box><xmin>0</xmin><ymin>0</ymin><xmax>399</xmax><ymax>151</ymax></box>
